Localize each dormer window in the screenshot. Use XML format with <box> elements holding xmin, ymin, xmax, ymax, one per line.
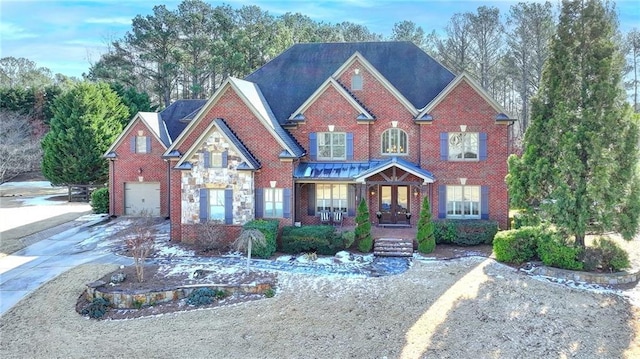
<box><xmin>382</xmin><ymin>128</ymin><xmax>407</xmax><ymax>155</ymax></box>
<box><xmin>351</xmin><ymin>73</ymin><xmax>363</xmax><ymax>91</ymax></box>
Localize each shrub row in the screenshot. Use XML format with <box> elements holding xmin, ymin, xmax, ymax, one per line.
<box><xmin>280</xmin><ymin>225</ymin><xmax>346</xmax><ymax>255</ymax></box>
<box><xmin>243</xmin><ymin>219</ymin><xmax>278</xmax><ymax>258</ymax></box>
<box><xmin>493</xmin><ymin>226</ymin><xmax>629</xmax><ymax>272</ymax></box>
<box><xmin>433</xmin><ymin>220</ymin><xmax>499</xmax><ymax>246</ymax></box>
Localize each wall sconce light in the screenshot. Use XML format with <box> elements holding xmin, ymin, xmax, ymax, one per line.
<box><xmin>391</xmin><ymin>120</ymin><xmax>398</xmax><ymax>128</ymax></box>
<box><xmin>460</xmin><ymin>124</ymin><xmax>467</xmax><ymax>132</ymax></box>
<box><xmin>370</xmin><ymin>188</ymin><xmax>376</xmax><ymax>196</ymax></box>
<box><xmin>138</xmin><ymin>167</ymin><xmax>143</xmax><ymax>175</ymax></box>
<box><xmin>328</xmin><ymin>125</ymin><xmax>335</xmax><ymax>132</ymax></box>
<box><xmin>354</xmin><ymin>68</ymin><xmax>360</xmax><ymax>75</ymax></box>
<box><xmin>413</xmin><ymin>188</ymin><xmax>419</xmax><ymax>197</ymax></box>
<box><xmin>270</xmin><ymin>180</ymin><xmax>277</xmax><ymax>188</ymax></box>
<box><xmin>459</xmin><ymin>177</ymin><xmax>467</xmax><ymax>185</ymax></box>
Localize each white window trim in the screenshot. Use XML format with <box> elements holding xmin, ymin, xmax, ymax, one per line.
<box><xmin>446</xmin><ymin>185</ymin><xmax>480</xmax><ymax>219</ymax></box>
<box><xmin>317</xmin><ymin>132</ymin><xmax>346</xmax><ymax>161</ymax></box>
<box><xmin>448</xmin><ymin>132</ymin><xmax>479</xmax><ymax>161</ymax></box>
<box><xmin>316</xmin><ymin>184</ymin><xmax>348</xmax><ymax>214</ymax></box>
<box><xmin>264</xmin><ymin>188</ymin><xmax>284</xmax><ymax>218</ymax></box>
<box><xmin>381</xmin><ymin>128</ymin><xmax>408</xmax><ymax>156</ymax></box>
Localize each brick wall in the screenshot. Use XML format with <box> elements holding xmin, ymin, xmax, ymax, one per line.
<box><xmin>109</xmin><ymin>119</ymin><xmax>169</xmax><ymax>217</ymax></box>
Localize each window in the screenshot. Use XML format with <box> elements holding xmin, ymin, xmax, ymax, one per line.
<box><xmin>448</xmin><ymin>132</ymin><xmax>478</xmax><ymax>160</ymax></box>
<box><xmin>210</xmin><ymin>152</ymin><xmax>223</xmax><ymax>167</ymax></box>
<box><xmin>318</xmin><ymin>132</ymin><xmax>346</xmax><ymax>160</ymax></box>
<box><xmin>208</xmin><ymin>189</ymin><xmax>225</xmax><ymax>221</ymax></box>
<box><xmin>351</xmin><ymin>74</ymin><xmax>363</xmax><ymax>90</ymax></box>
<box><xmin>382</xmin><ymin>128</ymin><xmax>407</xmax><ymax>155</ymax></box>
<box><xmin>131</xmin><ymin>136</ymin><xmax>151</xmax><ymax>153</ymax></box>
<box><xmin>264</xmin><ymin>188</ymin><xmax>283</xmax><ymax>218</ymax></box>
<box><xmin>316</xmin><ymin>184</ymin><xmax>347</xmax><ymax>213</ymax></box>
<box><xmin>446</xmin><ymin>185</ymin><xmax>480</xmax><ymax>218</ymax></box>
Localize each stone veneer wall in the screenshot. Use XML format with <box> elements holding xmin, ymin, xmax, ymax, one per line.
<box><xmin>530</xmin><ymin>266</ymin><xmax>639</xmax><ymax>285</ymax></box>
<box><xmin>181</xmin><ymin>128</ymin><xmax>254</xmax><ymax>225</ymax></box>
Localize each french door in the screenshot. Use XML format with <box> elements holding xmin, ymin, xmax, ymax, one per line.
<box><xmin>379</xmin><ymin>185</ymin><xmax>409</xmax><ymax>224</ymax></box>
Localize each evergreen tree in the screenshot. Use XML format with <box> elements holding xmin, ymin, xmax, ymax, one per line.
<box><xmin>507</xmin><ymin>0</ymin><xmax>640</xmax><ymax>247</ymax></box>
<box><xmin>416</xmin><ymin>196</ymin><xmax>436</xmax><ymax>254</ymax></box>
<box><xmin>355</xmin><ymin>197</ymin><xmax>373</xmax><ymax>252</ymax></box>
<box><xmin>42</xmin><ymin>82</ymin><xmax>128</xmax><ymax>186</ymax></box>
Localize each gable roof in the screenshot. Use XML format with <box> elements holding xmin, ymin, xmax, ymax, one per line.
<box><xmin>418</xmin><ymin>73</ymin><xmax>514</xmax><ymax>121</ymax></box>
<box><xmin>288</xmin><ymin>78</ymin><xmax>375</xmax><ymax>121</ymax></box>
<box><xmin>103</xmin><ymin>112</ymin><xmax>168</xmax><ymax>157</ymax></box>
<box><xmin>354</xmin><ymin>157</ymin><xmax>435</xmax><ymax>184</ymax></box>
<box><xmin>245</xmin><ymin>41</ymin><xmax>455</xmax><ymax>122</ymax></box>
<box><xmin>175</xmin><ymin>118</ymin><xmax>261</xmax><ymax>170</ymax></box>
<box><xmin>165</xmin><ymin>77</ymin><xmax>305</xmax><ymax>159</ymax></box>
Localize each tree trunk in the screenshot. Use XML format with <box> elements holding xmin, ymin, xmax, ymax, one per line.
<box><xmin>574</xmin><ymin>233</ymin><xmax>585</xmax><ymax>248</ymax></box>
<box><xmin>246</xmin><ymin>240</ymin><xmax>252</xmax><ymax>271</ymax></box>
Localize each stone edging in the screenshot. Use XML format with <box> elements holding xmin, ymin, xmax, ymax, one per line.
<box><xmin>85</xmin><ymin>281</ymin><xmax>273</xmax><ymax>309</ymax></box>
<box><xmin>527</xmin><ymin>266</ymin><xmax>639</xmax><ymax>285</ymax></box>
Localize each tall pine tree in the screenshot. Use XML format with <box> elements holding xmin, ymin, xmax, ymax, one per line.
<box><xmin>42</xmin><ymin>82</ymin><xmax>127</xmax><ymax>186</ymax></box>
<box><xmin>507</xmin><ymin>0</ymin><xmax>640</xmax><ymax>247</ymax></box>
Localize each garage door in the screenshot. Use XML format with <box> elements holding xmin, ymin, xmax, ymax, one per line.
<box><xmin>124</xmin><ymin>182</ymin><xmax>161</xmax><ymax>216</ymax></box>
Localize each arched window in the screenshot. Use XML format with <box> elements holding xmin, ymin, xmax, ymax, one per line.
<box><xmin>381</xmin><ymin>128</ymin><xmax>407</xmax><ymax>155</ymax></box>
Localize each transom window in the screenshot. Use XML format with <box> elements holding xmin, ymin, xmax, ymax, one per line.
<box><xmin>136</xmin><ymin>136</ymin><xmax>148</xmax><ymax>153</ymax></box>
<box><xmin>318</xmin><ymin>132</ymin><xmax>346</xmax><ymax>160</ymax></box>
<box><xmin>208</xmin><ymin>189</ymin><xmax>225</xmax><ymax>221</ymax></box>
<box><xmin>264</xmin><ymin>188</ymin><xmax>283</xmax><ymax>218</ymax></box>
<box><xmin>449</xmin><ymin>132</ymin><xmax>478</xmax><ymax>160</ymax></box>
<box><xmin>382</xmin><ymin>128</ymin><xmax>407</xmax><ymax>155</ymax></box>
<box><xmin>446</xmin><ymin>185</ymin><xmax>480</xmax><ymax>218</ymax></box>
<box><xmin>316</xmin><ymin>184</ymin><xmax>347</xmax><ymax>213</ymax></box>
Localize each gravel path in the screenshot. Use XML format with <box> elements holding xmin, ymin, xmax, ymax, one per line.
<box><xmin>1</xmin><ymin>257</ymin><xmax>638</xmax><ymax>359</ymax></box>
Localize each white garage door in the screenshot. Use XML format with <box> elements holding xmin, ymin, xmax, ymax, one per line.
<box><xmin>124</xmin><ymin>182</ymin><xmax>160</xmax><ymax>216</ymax></box>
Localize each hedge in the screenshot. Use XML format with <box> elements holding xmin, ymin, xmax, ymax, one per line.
<box><xmin>279</xmin><ymin>225</ymin><xmax>344</xmax><ymax>255</ymax></box>
<box><xmin>433</xmin><ymin>219</ymin><xmax>499</xmax><ymax>246</ymax></box>
<box><xmin>493</xmin><ymin>226</ymin><xmax>546</xmax><ymax>264</ymax></box>
<box><xmin>243</xmin><ymin>219</ymin><xmax>278</xmax><ymax>258</ymax></box>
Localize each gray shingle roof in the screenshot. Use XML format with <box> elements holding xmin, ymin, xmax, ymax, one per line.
<box><xmin>160</xmin><ymin>99</ymin><xmax>207</xmax><ymax>141</ymax></box>
<box><xmin>213</xmin><ymin>118</ymin><xmax>261</xmax><ymax>170</ymax></box>
<box><xmin>245</xmin><ymin>41</ymin><xmax>455</xmax><ymax>122</ymax></box>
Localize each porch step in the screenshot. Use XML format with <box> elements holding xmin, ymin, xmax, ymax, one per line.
<box><xmin>374</xmin><ymin>238</ymin><xmax>414</xmax><ymax>257</ymax></box>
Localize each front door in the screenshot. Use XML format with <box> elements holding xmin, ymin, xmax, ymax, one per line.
<box><xmin>379</xmin><ymin>185</ymin><xmax>410</xmax><ymax>224</ymax></box>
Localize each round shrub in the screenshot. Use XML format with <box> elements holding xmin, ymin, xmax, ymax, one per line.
<box><xmin>187</xmin><ymin>287</ymin><xmax>227</xmax><ymax>306</ymax></box>
<box><xmin>82</xmin><ymin>297</ymin><xmax>110</xmax><ymax>319</ymax></box>
<box><xmin>581</xmin><ymin>237</ymin><xmax>630</xmax><ymax>272</ymax></box>
<box><xmin>493</xmin><ymin>226</ymin><xmax>541</xmax><ymax>264</ymax></box>
<box><xmin>537</xmin><ymin>234</ymin><xmax>583</xmax><ymax>270</ymax></box>
<box><xmin>90</xmin><ymin>187</ymin><xmax>109</xmax><ymax>214</ymax></box>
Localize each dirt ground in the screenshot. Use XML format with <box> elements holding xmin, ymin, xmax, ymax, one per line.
<box><xmin>1</xmin><ymin>257</ymin><xmax>639</xmax><ymax>358</ymax></box>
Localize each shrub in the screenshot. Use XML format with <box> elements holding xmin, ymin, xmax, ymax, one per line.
<box><xmin>354</xmin><ymin>198</ymin><xmax>373</xmax><ymax>252</ymax></box>
<box><xmin>90</xmin><ymin>187</ymin><xmax>109</xmax><ymax>214</ymax></box>
<box><xmin>195</xmin><ymin>220</ymin><xmax>227</xmax><ymax>252</ymax></box>
<box><xmin>82</xmin><ymin>297</ymin><xmax>110</xmax><ymax>319</ymax></box>
<box><xmin>280</xmin><ymin>225</ymin><xmax>343</xmax><ymax>255</ymax></box>
<box><xmin>416</xmin><ymin>196</ymin><xmax>436</xmax><ymax>254</ymax></box>
<box><xmin>433</xmin><ymin>220</ymin><xmax>499</xmax><ymax>246</ymax></box>
<box><xmin>512</xmin><ymin>209</ymin><xmax>540</xmax><ymax>229</ymax></box>
<box><xmin>187</xmin><ymin>287</ymin><xmax>227</xmax><ymax>306</ymax></box>
<box><xmin>264</xmin><ymin>288</ymin><xmax>275</xmax><ymax>298</ymax></box>
<box><xmin>581</xmin><ymin>237</ymin><xmax>630</xmax><ymax>272</ymax></box>
<box><xmin>537</xmin><ymin>234</ymin><xmax>583</xmax><ymax>270</ymax></box>
<box><xmin>243</xmin><ymin>219</ymin><xmax>278</xmax><ymax>258</ymax></box>
<box><xmin>493</xmin><ymin>226</ymin><xmax>544</xmax><ymax>264</ymax></box>
<box><xmin>341</xmin><ymin>230</ymin><xmax>355</xmax><ymax>249</ymax></box>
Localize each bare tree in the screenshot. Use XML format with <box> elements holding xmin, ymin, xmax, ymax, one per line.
<box><xmin>234</xmin><ymin>229</ymin><xmax>266</xmax><ymax>270</ymax></box>
<box><xmin>124</xmin><ymin>217</ymin><xmax>157</xmax><ymax>282</ymax></box>
<box><xmin>468</xmin><ymin>6</ymin><xmax>504</xmax><ymax>90</ymax></box>
<box><xmin>437</xmin><ymin>13</ymin><xmax>474</xmax><ymax>75</ymax></box>
<box><xmin>0</xmin><ymin>110</ymin><xmax>42</xmax><ymax>183</ymax></box>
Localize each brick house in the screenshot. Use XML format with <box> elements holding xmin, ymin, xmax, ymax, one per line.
<box><xmin>105</xmin><ymin>42</ymin><xmax>515</xmax><ymax>242</ymax></box>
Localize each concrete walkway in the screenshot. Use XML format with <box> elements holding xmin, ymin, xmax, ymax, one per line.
<box><xmin>0</xmin><ymin>215</ymin><xmax>130</xmax><ymax>316</ymax></box>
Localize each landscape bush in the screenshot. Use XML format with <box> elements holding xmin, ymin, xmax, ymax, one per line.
<box><xmin>493</xmin><ymin>226</ymin><xmax>545</xmax><ymax>264</ymax></box>
<box><xmin>82</xmin><ymin>297</ymin><xmax>110</xmax><ymax>319</ymax></box>
<box><xmin>537</xmin><ymin>234</ymin><xmax>583</xmax><ymax>271</ymax></box>
<box><xmin>341</xmin><ymin>230</ymin><xmax>355</xmax><ymax>249</ymax></box>
<box><xmin>279</xmin><ymin>225</ymin><xmax>343</xmax><ymax>255</ymax></box>
<box><xmin>581</xmin><ymin>237</ymin><xmax>630</xmax><ymax>272</ymax></box>
<box><xmin>243</xmin><ymin>219</ymin><xmax>278</xmax><ymax>258</ymax></box>
<box><xmin>187</xmin><ymin>287</ymin><xmax>227</xmax><ymax>306</ymax></box>
<box><xmin>90</xmin><ymin>187</ymin><xmax>109</xmax><ymax>214</ymax></box>
<box><xmin>511</xmin><ymin>209</ymin><xmax>540</xmax><ymax>229</ymax></box>
<box><xmin>433</xmin><ymin>220</ymin><xmax>499</xmax><ymax>246</ymax></box>
<box><xmin>416</xmin><ymin>196</ymin><xmax>436</xmax><ymax>254</ymax></box>
<box><xmin>354</xmin><ymin>198</ymin><xmax>373</xmax><ymax>252</ymax></box>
